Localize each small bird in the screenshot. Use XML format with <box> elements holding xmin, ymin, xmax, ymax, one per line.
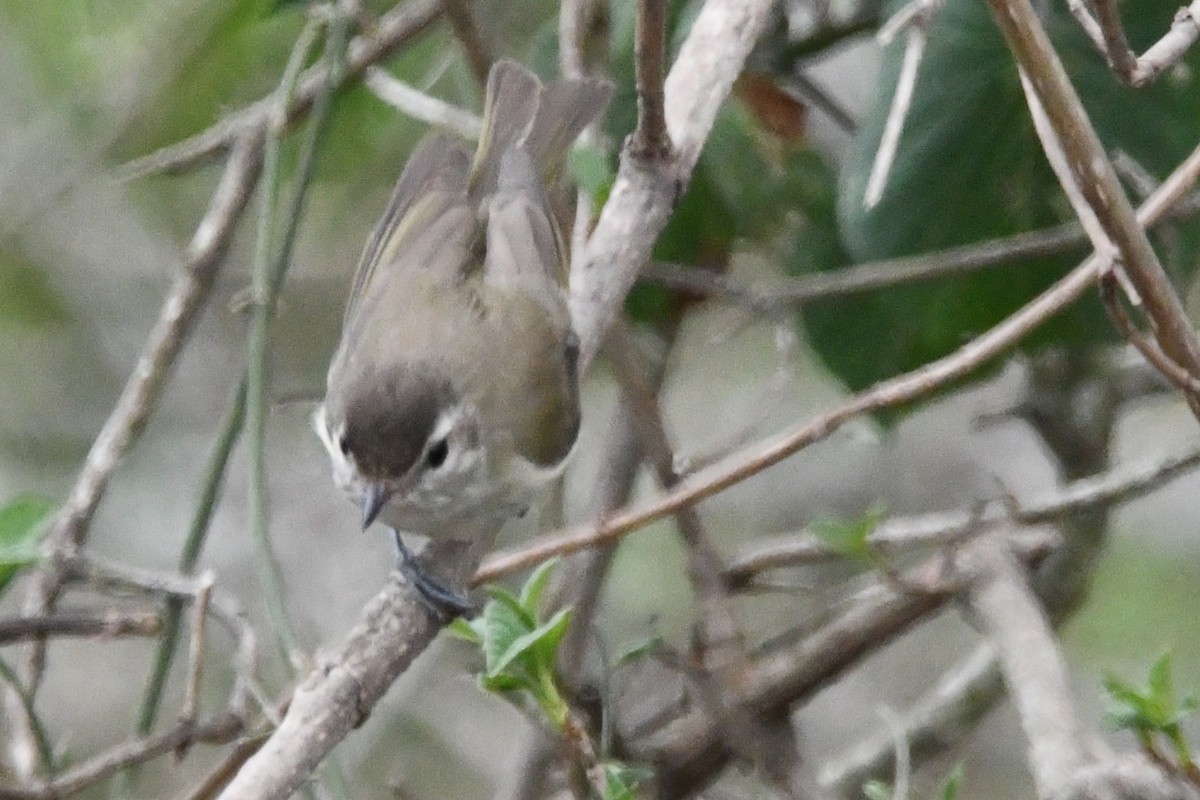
<box><xmin>315</xmin><ymin>61</ymin><xmax>611</xmax><ymax>614</ymax></box>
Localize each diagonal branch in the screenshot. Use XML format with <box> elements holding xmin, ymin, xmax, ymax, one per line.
<box><xmin>989</xmin><ymin>0</ymin><xmax>1200</xmax><ymax>420</ymax></box>
<box><xmin>119</xmin><ymin>0</ymin><xmax>446</xmax><ymax>178</ymax></box>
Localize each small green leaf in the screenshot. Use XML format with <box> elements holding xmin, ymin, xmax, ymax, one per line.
<box><xmin>481</xmin><ymin>591</ymin><xmax>535</xmax><ymax>676</ymax></box>
<box><xmin>489</xmin><ymin>608</ymin><xmax>572</xmax><ymax>679</ymax></box>
<box><xmin>602</xmin><ymin>761</ymin><xmax>651</xmax><ymax>800</ymax></box>
<box><xmin>863</xmin><ymin>779</ymin><xmax>892</xmax><ymax>800</ymax></box>
<box><xmin>616</xmin><ymin>636</ymin><xmax>664</xmax><ymax>666</ymax></box>
<box><xmin>480</xmin><ymin>671</ymin><xmax>534</xmax><ymax>694</ymax></box>
<box><xmin>519</xmin><ymin>558</ymin><xmax>559</xmax><ymax>614</ymax></box>
<box><xmin>809</xmin><ymin>502</ymin><xmax>887</xmax><ymax>560</ymax></box>
<box><xmin>446</xmin><ymin>617</ymin><xmax>482</xmax><ymax>644</ymax></box>
<box><xmin>1148</xmin><ymin>652</ymin><xmax>1175</xmax><ymax>711</ymax></box>
<box><xmin>0</xmin><ymin>496</ymin><xmax>53</xmax><ymax>594</ymax></box>
<box><xmin>941</xmin><ymin>763</ymin><xmax>965</xmax><ymax>800</ymax></box>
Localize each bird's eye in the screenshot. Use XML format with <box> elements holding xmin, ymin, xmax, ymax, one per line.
<box><xmin>426</xmin><ymin>438</ymin><xmax>449</xmax><ymax>469</ymax></box>
<box><xmin>338</xmin><ymin>435</ymin><xmax>350</xmax><ymax>455</ymax></box>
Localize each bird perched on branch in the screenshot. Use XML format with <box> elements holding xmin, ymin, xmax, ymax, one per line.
<box><xmin>316</xmin><ymin>60</ymin><xmax>612</xmax><ymax>615</ymax></box>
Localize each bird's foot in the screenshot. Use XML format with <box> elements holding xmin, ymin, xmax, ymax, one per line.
<box><xmin>390</xmin><ymin>530</ymin><xmax>474</xmax><ymax>621</ymax></box>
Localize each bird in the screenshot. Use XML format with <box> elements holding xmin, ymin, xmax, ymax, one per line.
<box><xmin>315</xmin><ymin>60</ymin><xmax>612</xmax><ymax>615</ymax></box>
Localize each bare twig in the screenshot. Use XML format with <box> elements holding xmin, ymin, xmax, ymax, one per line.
<box><xmin>821</xmin><ymin>643</ymin><xmax>1004</xmax><ymax>797</ymax></box>
<box><xmin>1101</xmin><ymin>275</ymin><xmax>1200</xmax><ymax>396</ymax></box>
<box><xmin>0</xmin><ymin>714</ymin><xmax>244</xmax><ymax>800</ymax></box>
<box><xmin>363</xmin><ymin>67</ymin><xmax>482</xmax><ymax>138</ymax></box>
<box><xmin>439</xmin><ymin>0</ymin><xmax>492</xmax><ymax>87</ymax></box>
<box><xmin>246</xmin><ymin>11</ymin><xmax>351</xmax><ymax>672</ymax></box>
<box><xmin>991</xmin><ymin>0</ymin><xmax>1200</xmax><ymax>417</ymax></box>
<box><xmin>482</xmin><ymin>136</ymin><xmax>1200</xmax><ymax>584</ymax></box>
<box><xmin>12</xmin><ymin>135</ymin><xmax>264</xmax><ymax>766</ymax></box>
<box><xmin>608</xmin><ymin>324</ymin><xmax>810</xmax><ymax>796</ymax></box>
<box><xmin>1068</xmin><ymin>0</ymin><xmax>1200</xmax><ymax>87</ymax></box>
<box><xmin>641</xmin><ymin>528</ymin><xmax>1058</xmax><ymax>798</ymax></box>
<box><xmin>176</xmin><ymin>728</ymin><xmax>272</xmax><ymax>800</ymax></box>
<box><xmin>863</xmin><ymin>0</ymin><xmax>940</xmax><ymax>208</ymax></box>
<box><xmin>726</xmin><ymin>438</ymin><xmax>1200</xmax><ymax>582</ymax></box>
<box><xmin>119</xmin><ymin>0</ymin><xmax>446</xmax><ymax>178</ymax></box>
<box><xmin>0</xmin><ymin>611</ymin><xmax>162</xmax><ymax>644</ymax></box>
<box><xmin>180</xmin><ymin>572</ymin><xmax>215</xmax><ymax>736</ymax></box>
<box><xmin>630</xmin><ymin>0</ymin><xmax>671</xmax><ymax>160</ymax></box>
<box><xmin>139</xmin><ymin>378</ymin><xmax>247</xmax><ymax>735</ymax></box>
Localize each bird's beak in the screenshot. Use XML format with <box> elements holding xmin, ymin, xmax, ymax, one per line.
<box><xmin>361</xmin><ymin>483</ymin><xmax>392</xmax><ymax>530</ymax></box>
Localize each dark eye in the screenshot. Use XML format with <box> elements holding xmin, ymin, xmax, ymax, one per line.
<box><xmin>426</xmin><ymin>438</ymin><xmax>449</xmax><ymax>469</ymax></box>
<box><xmin>339</xmin><ymin>435</ymin><xmax>350</xmax><ymax>455</ymax></box>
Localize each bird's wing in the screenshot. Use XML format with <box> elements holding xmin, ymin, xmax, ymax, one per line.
<box><xmin>343</xmin><ymin>133</ymin><xmax>472</xmax><ymax>325</ymax></box>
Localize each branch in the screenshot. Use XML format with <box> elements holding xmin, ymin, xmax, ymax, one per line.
<box><xmin>439</xmin><ymin>0</ymin><xmax>492</xmax><ymax>87</ymax></box>
<box><xmin>479</xmin><ymin>134</ymin><xmax>1200</xmax><ymax>584</ymax></box>
<box><xmin>0</xmin><ymin>714</ymin><xmax>243</xmax><ymax>800</ymax></box>
<box><xmin>363</xmin><ymin>67</ymin><xmax>482</xmax><ymax>138</ymax></box>
<box><xmin>724</xmin><ymin>439</ymin><xmax>1200</xmax><ymax>582</ymax></box>
<box><xmin>990</xmin><ymin>0</ymin><xmax>1200</xmax><ymax>418</ymax></box>
<box><xmin>0</xmin><ymin>611</ymin><xmax>161</xmax><ymax>644</ymax></box>
<box><xmin>16</xmin><ymin>132</ymin><xmax>264</xmax><ymax>723</ymax></box>
<box><xmin>961</xmin><ymin>539</ymin><xmax>1094</xmax><ymax>798</ymax></box>
<box><xmin>1068</xmin><ymin>0</ymin><xmax>1200</xmax><ymax>87</ymax></box>
<box><xmin>214</xmin><ymin>575</ymin><xmax>440</xmax><ymax>800</ymax></box>
<box><xmin>571</xmin><ymin>0</ymin><xmax>779</xmax><ymax>370</ymax></box>
<box><xmin>118</xmin><ymin>0</ymin><xmax>446</xmax><ymax>178</ymax></box>
<box><xmin>630</xmin><ymin>0</ymin><xmax>671</xmax><ymax>160</ymax></box>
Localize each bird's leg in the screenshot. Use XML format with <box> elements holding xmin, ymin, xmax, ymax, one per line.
<box><xmin>390</xmin><ymin>529</ymin><xmax>474</xmax><ymax>620</ymax></box>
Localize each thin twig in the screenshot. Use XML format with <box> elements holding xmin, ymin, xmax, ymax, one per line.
<box><xmin>0</xmin><ymin>659</ymin><xmax>53</xmax><ymax>773</ymax></box>
<box><xmin>13</xmin><ymin>133</ymin><xmax>264</xmax><ymax>760</ymax></box>
<box><xmin>0</xmin><ymin>611</ymin><xmax>162</xmax><ymax>644</ymax></box>
<box><xmin>119</xmin><ymin>0</ymin><xmax>447</xmax><ymax>178</ymax></box>
<box><xmin>481</xmin><ymin>136</ymin><xmax>1200</xmax><ymax>584</ymax></box>
<box><xmin>245</xmin><ymin>15</ymin><xmax>333</xmax><ymax>672</ymax></box>
<box><xmin>363</xmin><ymin>67</ymin><xmax>482</xmax><ymax>138</ymax></box>
<box><xmin>1068</xmin><ymin>0</ymin><xmax>1200</xmax><ymax>87</ymax></box>
<box><xmin>139</xmin><ymin>378</ymin><xmax>247</xmax><ymax>735</ymax></box>
<box><xmin>176</xmin><ymin>728</ymin><xmax>273</xmax><ymax>800</ymax></box>
<box><xmin>180</xmin><ymin>572</ymin><xmax>215</xmax><ymax>738</ymax></box>
<box><xmin>863</xmin><ymin>0</ymin><xmax>939</xmax><ymax>208</ymax></box>
<box><xmin>0</xmin><ymin>714</ymin><xmax>244</xmax><ymax>800</ymax></box>
<box><xmin>630</xmin><ymin>0</ymin><xmax>671</xmax><ymax>160</ymax></box>
<box><xmin>1101</xmin><ymin>275</ymin><xmax>1200</xmax><ymax>396</ymax></box>
<box><xmin>608</xmin><ymin>324</ymin><xmax>809</xmax><ymax>795</ymax></box>
<box><xmin>990</xmin><ymin>0</ymin><xmax>1200</xmax><ymax>419</ymax></box>
<box><xmin>439</xmin><ymin>0</ymin><xmax>492</xmax><ymax>87</ymax></box>
<box><xmin>726</xmin><ymin>438</ymin><xmax>1200</xmax><ymax>582</ymax></box>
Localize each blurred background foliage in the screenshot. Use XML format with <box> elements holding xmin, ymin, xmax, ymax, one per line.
<box><xmin>2</xmin><ymin>0</ymin><xmax>1200</xmax><ymax>797</ymax></box>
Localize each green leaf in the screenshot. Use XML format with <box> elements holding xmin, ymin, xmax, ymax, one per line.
<box><xmin>480</xmin><ymin>590</ymin><xmax>535</xmax><ymax>677</ymax></box>
<box><xmin>941</xmin><ymin>763</ymin><xmax>965</xmax><ymax>800</ymax></box>
<box><xmin>863</xmin><ymin>779</ymin><xmax>893</xmax><ymax>800</ymax></box>
<box><xmin>489</xmin><ymin>608</ymin><xmax>572</xmax><ymax>679</ymax></box>
<box><xmin>446</xmin><ymin>617</ymin><xmax>482</xmax><ymax>644</ymax></box>
<box><xmin>0</xmin><ymin>496</ymin><xmax>54</xmax><ymax>594</ymax></box>
<box><xmin>797</xmin><ymin>0</ymin><xmax>1200</xmax><ymax>401</ymax></box>
<box><xmin>616</xmin><ymin>636</ymin><xmax>664</xmax><ymax>666</ymax></box>
<box><xmin>518</xmin><ymin>558</ymin><xmax>559</xmax><ymax>614</ymax></box>
<box><xmin>809</xmin><ymin>503</ymin><xmax>887</xmax><ymax>560</ymax></box>
<box><xmin>602</xmin><ymin>761</ymin><xmax>652</xmax><ymax>800</ymax></box>
<box><xmin>1148</xmin><ymin>652</ymin><xmax>1175</xmax><ymax>711</ymax></box>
